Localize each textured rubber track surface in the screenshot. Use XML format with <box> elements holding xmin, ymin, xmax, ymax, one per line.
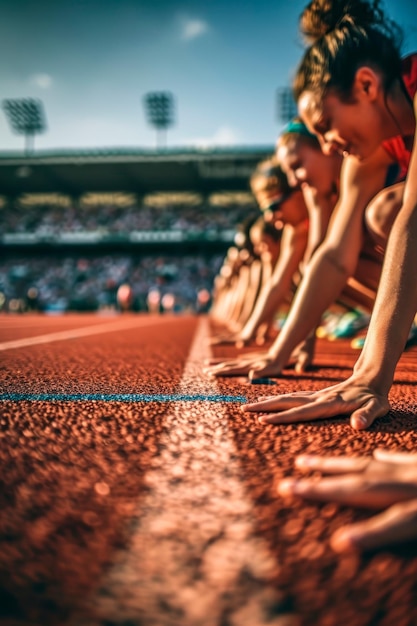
<box><xmin>1</xmin><ymin>313</ymin><xmax>417</xmax><ymax>626</ymax></box>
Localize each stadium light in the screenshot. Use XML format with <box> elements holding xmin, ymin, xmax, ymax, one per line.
<box><xmin>143</xmin><ymin>91</ymin><xmax>175</xmax><ymax>149</ymax></box>
<box><xmin>276</xmin><ymin>87</ymin><xmax>297</xmax><ymax>124</ymax></box>
<box><xmin>2</xmin><ymin>98</ymin><xmax>47</xmax><ymax>155</ymax></box>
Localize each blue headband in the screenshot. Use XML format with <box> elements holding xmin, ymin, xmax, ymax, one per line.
<box><xmin>282</xmin><ymin>119</ymin><xmax>316</xmax><ymax>138</ymax></box>
<box><xmin>257</xmin><ymin>166</ymin><xmax>278</xmax><ymax>178</ymax></box>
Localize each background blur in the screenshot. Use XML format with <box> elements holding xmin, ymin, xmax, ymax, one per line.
<box><xmin>1</xmin><ymin>0</ymin><xmax>416</xmax><ymax>314</ymax></box>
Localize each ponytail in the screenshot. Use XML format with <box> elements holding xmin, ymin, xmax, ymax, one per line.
<box><xmin>294</xmin><ymin>0</ymin><xmax>403</xmax><ymax>101</ymax></box>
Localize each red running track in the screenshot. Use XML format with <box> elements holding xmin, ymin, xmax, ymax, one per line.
<box><xmin>1</xmin><ymin>313</ymin><xmax>417</xmax><ymax>626</ymax></box>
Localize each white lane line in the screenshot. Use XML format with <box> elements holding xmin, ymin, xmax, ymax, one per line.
<box><xmin>77</xmin><ymin>317</ymin><xmax>294</xmax><ymax>626</ymax></box>
<box><xmin>0</xmin><ymin>316</ymin><xmax>168</xmax><ymax>351</ymax></box>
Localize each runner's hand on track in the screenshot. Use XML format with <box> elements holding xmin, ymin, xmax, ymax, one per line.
<box><xmin>204</xmin><ymin>350</ymin><xmax>267</xmax><ymax>367</ymax></box>
<box><xmin>247</xmin><ymin>352</ymin><xmax>288</xmax><ymax>380</ymax></box>
<box><xmin>248</xmin><ymin>333</ymin><xmax>316</xmax><ymax>379</ymax></box>
<box><xmin>242</xmin><ymin>375</ymin><xmax>390</xmax><ymax>429</ymax></box>
<box><xmin>204</xmin><ymin>353</ymin><xmax>273</xmax><ymax>377</ymax></box>
<box><xmin>208</xmin><ymin>333</ymin><xmax>259</xmax><ymax>349</ymax></box>
<box><xmin>208</xmin><ymin>332</ymin><xmax>242</xmax><ymax>346</ymax></box>
<box><xmin>277</xmin><ymin>449</ymin><xmax>417</xmax><ymax>552</ymax></box>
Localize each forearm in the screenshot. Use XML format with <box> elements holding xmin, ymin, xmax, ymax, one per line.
<box><xmin>236</xmin><ymin>261</ymin><xmax>263</xmax><ymax>326</ymax></box>
<box><xmin>228</xmin><ymin>270</ymin><xmax>250</xmax><ymax>324</ymax></box>
<box><xmin>354</xmin><ymin>203</ymin><xmax>417</xmax><ymax>394</ymax></box>
<box><xmin>240</xmin><ymin>275</ymin><xmax>294</xmax><ymax>340</ymax></box>
<box><xmin>268</xmin><ymin>250</ymin><xmax>350</xmax><ymax>361</ymax></box>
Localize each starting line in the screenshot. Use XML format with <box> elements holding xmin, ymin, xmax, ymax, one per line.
<box><xmin>73</xmin><ymin>316</ymin><xmax>285</xmax><ymax>626</ymax></box>
<box><xmin>0</xmin><ymin>392</ymin><xmax>247</xmax><ymax>403</ymax></box>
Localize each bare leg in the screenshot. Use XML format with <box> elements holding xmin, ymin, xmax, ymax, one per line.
<box><xmin>337</xmin><ymin>183</ymin><xmax>405</xmax><ymax>313</ymax></box>
<box><xmin>364</xmin><ymin>182</ymin><xmax>405</xmax><ymax>249</ymax></box>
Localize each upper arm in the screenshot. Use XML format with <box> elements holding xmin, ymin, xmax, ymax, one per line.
<box><xmin>302</xmin><ymin>185</ymin><xmax>335</xmax><ymax>262</ymax></box>
<box><xmin>319</xmin><ymin>148</ymin><xmax>393</xmax><ymax>274</ymax></box>
<box><xmin>402</xmin><ymin>95</ymin><xmax>417</xmax><ymax>210</ymax></box>
<box><xmin>270</xmin><ymin>224</ymin><xmax>308</xmax><ymax>285</ymax></box>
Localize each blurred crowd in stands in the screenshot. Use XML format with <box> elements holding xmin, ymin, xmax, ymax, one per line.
<box><xmin>0</xmin><ymin>199</ymin><xmax>261</xmax><ymax>313</ymax></box>
<box><xmin>0</xmin><ymin>203</ymin><xmax>254</xmax><ymax>235</ymax></box>
<box><xmin>0</xmin><ymin>253</ymin><xmax>222</xmax><ymax>314</ymax></box>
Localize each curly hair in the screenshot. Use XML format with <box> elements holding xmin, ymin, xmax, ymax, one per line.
<box><xmin>293</xmin><ymin>0</ymin><xmax>403</xmax><ymax>101</ymax></box>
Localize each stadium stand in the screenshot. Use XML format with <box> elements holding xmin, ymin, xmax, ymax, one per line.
<box><xmin>0</xmin><ymin>147</ymin><xmax>272</xmax><ymax>312</ymax></box>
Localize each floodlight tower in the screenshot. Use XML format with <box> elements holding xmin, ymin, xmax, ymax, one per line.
<box><xmin>143</xmin><ymin>91</ymin><xmax>175</xmax><ymax>149</ymax></box>
<box><xmin>2</xmin><ymin>98</ymin><xmax>47</xmax><ymax>155</ymax></box>
<box><xmin>276</xmin><ymin>87</ymin><xmax>297</xmax><ymax>124</ymax></box>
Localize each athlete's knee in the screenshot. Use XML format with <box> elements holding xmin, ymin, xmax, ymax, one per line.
<box><xmin>365</xmin><ymin>188</ymin><xmax>401</xmax><ymax>245</ymax></box>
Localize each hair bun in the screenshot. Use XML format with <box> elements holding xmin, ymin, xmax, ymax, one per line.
<box><xmin>300</xmin><ymin>0</ymin><xmax>379</xmax><ymax>45</ymax></box>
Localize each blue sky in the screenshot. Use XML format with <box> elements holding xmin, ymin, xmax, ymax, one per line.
<box><xmin>1</xmin><ymin>0</ymin><xmax>416</xmax><ymax>151</ymax></box>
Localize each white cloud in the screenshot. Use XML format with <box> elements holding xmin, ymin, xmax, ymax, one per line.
<box><xmin>186</xmin><ymin>125</ymin><xmax>242</xmax><ymax>148</ymax></box>
<box><xmin>180</xmin><ymin>17</ymin><xmax>209</xmax><ymax>41</ymax></box>
<box><xmin>29</xmin><ymin>73</ymin><xmax>53</xmax><ymax>89</ymax></box>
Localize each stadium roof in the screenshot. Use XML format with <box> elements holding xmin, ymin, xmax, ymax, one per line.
<box><xmin>0</xmin><ymin>146</ymin><xmax>274</xmax><ymax>199</ymax></box>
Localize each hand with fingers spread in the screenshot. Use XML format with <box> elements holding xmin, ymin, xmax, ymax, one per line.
<box><xmin>278</xmin><ymin>449</ymin><xmax>417</xmax><ymax>552</ymax></box>
<box><xmin>208</xmin><ymin>329</ymin><xmax>274</xmax><ymax>350</ymax></box>
<box><xmin>206</xmin><ymin>342</ymin><xmax>307</xmax><ymax>379</ymax></box>
<box><xmin>204</xmin><ymin>352</ymin><xmax>274</xmax><ymax>378</ymax></box>
<box><xmin>247</xmin><ymin>354</ymin><xmax>287</xmax><ymax>381</ymax></box>
<box><xmin>204</xmin><ymin>349</ymin><xmax>268</xmax><ymax>368</ymax></box>
<box><xmin>208</xmin><ymin>332</ymin><xmax>244</xmax><ymax>347</ymax></box>
<box><xmin>242</xmin><ymin>374</ymin><xmax>390</xmax><ymax>430</ymax></box>
<box><xmin>247</xmin><ymin>340</ymin><xmax>315</xmax><ymax>380</ymax></box>
<box><xmin>208</xmin><ymin>332</ymin><xmax>253</xmax><ymax>348</ymax></box>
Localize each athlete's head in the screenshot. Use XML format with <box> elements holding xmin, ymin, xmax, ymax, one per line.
<box><xmin>294</xmin><ymin>0</ymin><xmax>404</xmax><ymax>159</ymax></box>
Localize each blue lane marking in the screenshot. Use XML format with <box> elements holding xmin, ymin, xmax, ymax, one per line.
<box><xmin>0</xmin><ymin>393</ymin><xmax>247</xmax><ymax>403</ymax></box>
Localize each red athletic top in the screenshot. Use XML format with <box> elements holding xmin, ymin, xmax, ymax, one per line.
<box><xmin>382</xmin><ymin>53</ymin><xmax>417</xmax><ymax>179</ymax></box>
